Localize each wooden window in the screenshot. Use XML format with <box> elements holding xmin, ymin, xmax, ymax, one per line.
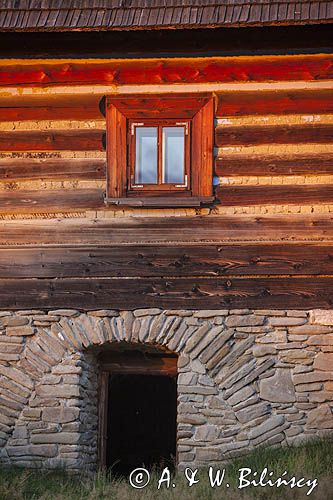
<box><xmin>105</xmin><ymin>93</ymin><xmax>214</xmax><ymax>207</ymax></box>
<box><xmin>129</xmin><ymin>120</ymin><xmax>190</xmax><ymax>193</ymax></box>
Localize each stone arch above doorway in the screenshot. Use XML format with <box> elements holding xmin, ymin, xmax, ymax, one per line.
<box><xmin>0</xmin><ymin>308</ymin><xmax>332</xmax><ymax>471</ymax></box>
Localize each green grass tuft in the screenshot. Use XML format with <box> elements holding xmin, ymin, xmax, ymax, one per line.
<box><xmin>0</xmin><ymin>439</ymin><xmax>332</xmax><ymax>500</ymax></box>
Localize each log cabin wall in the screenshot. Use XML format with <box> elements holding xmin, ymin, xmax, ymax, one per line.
<box><xmin>0</xmin><ymin>54</ymin><xmax>332</xmax><ymax>219</ymax></box>
<box><xmin>0</xmin><ymin>53</ymin><xmax>332</xmax><ymax>310</ymax></box>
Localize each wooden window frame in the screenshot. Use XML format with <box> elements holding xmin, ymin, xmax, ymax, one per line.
<box><xmin>105</xmin><ymin>93</ymin><xmax>214</xmax><ymax>207</ymax></box>
<box><xmin>128</xmin><ymin>119</ymin><xmax>190</xmax><ymax>194</ymax></box>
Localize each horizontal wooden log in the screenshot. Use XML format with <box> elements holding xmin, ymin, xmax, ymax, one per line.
<box><xmin>0</xmin><ymin>244</ymin><xmax>332</xmax><ymax>278</ymax></box>
<box><xmin>0</xmin><ymin>94</ymin><xmax>102</xmax><ymax>110</ymax></box>
<box><xmin>0</xmin><ymin>158</ymin><xmax>106</xmax><ymax>181</ymax></box>
<box><xmin>1</xmin><ymin>216</ymin><xmax>332</xmax><ymax>246</ymax></box>
<box><xmin>216</xmin><ymin>89</ymin><xmax>333</xmax><ymax>116</ymax></box>
<box><xmin>0</xmin><ymin>277</ymin><xmax>332</xmax><ymax>310</ymax></box>
<box><xmin>215</xmin><ymin>153</ymin><xmax>333</xmax><ymax>176</ymax></box>
<box><xmin>0</xmin><ymin>189</ymin><xmax>104</xmax><ymax>213</ymax></box>
<box><xmin>215</xmin><ymin>123</ymin><xmax>333</xmax><ymax>146</ymax></box>
<box><xmin>0</xmin><ymin>55</ymin><xmax>331</xmax><ymax>86</ymax></box>
<box><xmin>0</xmin><ymin>130</ymin><xmax>104</xmax><ymax>151</ymax></box>
<box><xmin>216</xmin><ymin>185</ymin><xmax>333</xmax><ymax>206</ymax></box>
<box><xmin>0</xmin><ymin>105</ymin><xmax>102</xmax><ymax>121</ymax></box>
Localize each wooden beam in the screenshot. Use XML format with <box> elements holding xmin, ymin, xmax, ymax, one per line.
<box><xmin>0</xmin><ymin>55</ymin><xmax>331</xmax><ymax>87</ymax></box>
<box><xmin>97</xmin><ymin>371</ymin><xmax>108</xmax><ymax>469</ymax></box>
<box><xmin>216</xmin><ymin>185</ymin><xmax>333</xmax><ymax>206</ymax></box>
<box><xmin>0</xmin><ymin>130</ymin><xmax>104</xmax><ymax>151</ymax></box>
<box><xmin>99</xmin><ymin>353</ymin><xmax>177</xmax><ymax>376</ymax></box>
<box><xmin>0</xmin><ymin>244</ymin><xmax>332</xmax><ymax>278</ymax></box>
<box><xmin>1</xmin><ymin>81</ymin><xmax>332</xmax><ymax>101</ymax></box>
<box><xmin>1</xmin><ymin>276</ymin><xmax>332</xmax><ymax>310</ymax></box>
<box><xmin>215</xmin><ymin>153</ymin><xmax>333</xmax><ymax>176</ymax></box>
<box><xmin>0</xmin><ymin>94</ymin><xmax>102</xmax><ymax>109</ymax></box>
<box><xmin>215</xmin><ymin>123</ymin><xmax>333</xmax><ymax>146</ymax></box>
<box><xmin>1</xmin><ymin>216</ymin><xmax>332</xmax><ymax>246</ymax></box>
<box><xmin>0</xmin><ymin>105</ymin><xmax>102</xmax><ymax>121</ymax></box>
<box><xmin>0</xmin><ymin>189</ymin><xmax>104</xmax><ymax>214</ymax></box>
<box><xmin>106</xmin><ymin>99</ymin><xmax>127</xmax><ymax>199</ymax></box>
<box><xmin>216</xmin><ymin>89</ymin><xmax>333</xmax><ymax>116</ymax></box>
<box><xmin>0</xmin><ymin>158</ymin><xmax>106</xmax><ymax>181</ymax></box>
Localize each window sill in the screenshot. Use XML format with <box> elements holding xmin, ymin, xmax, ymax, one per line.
<box><xmin>104</xmin><ymin>196</ymin><xmax>215</xmax><ymax>208</ymax></box>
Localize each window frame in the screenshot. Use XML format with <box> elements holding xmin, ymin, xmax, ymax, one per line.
<box><xmin>128</xmin><ymin>119</ymin><xmax>191</xmax><ymax>194</ymax></box>
<box><xmin>105</xmin><ymin>93</ymin><xmax>214</xmax><ymax>207</ymax></box>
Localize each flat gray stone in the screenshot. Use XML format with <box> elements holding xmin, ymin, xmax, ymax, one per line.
<box><xmin>248</xmin><ymin>415</ymin><xmax>285</xmax><ymax>440</ymax></box>
<box><xmin>226</xmin><ymin>385</ymin><xmax>255</xmax><ymax>406</ymax></box>
<box><xmin>260</xmin><ymin>369</ymin><xmax>296</xmax><ymax>403</ymax></box>
<box><xmin>42</xmin><ymin>407</ymin><xmax>80</xmax><ymax>424</ymax></box>
<box><xmin>31</xmin><ymin>432</ymin><xmax>81</xmax><ymax>445</ymax></box>
<box><xmin>225</xmin><ymin>315</ymin><xmax>265</xmax><ymax>328</ymax></box>
<box><xmin>6</xmin><ymin>444</ymin><xmax>58</xmax><ymax>457</ymax></box>
<box><xmin>236</xmin><ymin>402</ymin><xmax>270</xmax><ymax>424</ymax></box>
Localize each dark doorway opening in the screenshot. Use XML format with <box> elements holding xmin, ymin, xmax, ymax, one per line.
<box><xmin>97</xmin><ymin>346</ymin><xmax>178</xmax><ymax>476</ymax></box>
<box><xmin>106</xmin><ymin>374</ymin><xmax>177</xmax><ymax>475</ymax></box>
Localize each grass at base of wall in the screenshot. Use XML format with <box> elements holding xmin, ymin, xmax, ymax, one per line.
<box><xmin>0</xmin><ymin>439</ymin><xmax>332</xmax><ymax>500</ymax></box>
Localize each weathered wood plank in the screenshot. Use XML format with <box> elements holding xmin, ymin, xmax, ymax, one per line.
<box><xmin>106</xmin><ymin>93</ymin><xmax>210</xmax><ymax>119</ymax></box>
<box><xmin>0</xmin><ymin>244</ymin><xmax>331</xmax><ymax>278</ymax></box>
<box><xmin>0</xmin><ymin>55</ymin><xmax>331</xmax><ymax>86</ymax></box>
<box><xmin>1</xmin><ymin>277</ymin><xmax>332</xmax><ymax>310</ymax></box>
<box><xmin>0</xmin><ymin>158</ymin><xmax>106</xmax><ymax>181</ymax></box>
<box><xmin>0</xmin><ymin>189</ymin><xmax>104</xmax><ymax>213</ymax></box>
<box><xmin>0</xmin><ymin>105</ymin><xmax>102</xmax><ymax>121</ymax></box>
<box><xmin>99</xmin><ymin>353</ymin><xmax>178</xmax><ymax>376</ymax></box>
<box><xmin>0</xmin><ymin>94</ymin><xmax>102</xmax><ymax>111</ymax></box>
<box><xmin>216</xmin><ymin>185</ymin><xmax>333</xmax><ymax>206</ymax></box>
<box><xmin>215</xmin><ymin>153</ymin><xmax>333</xmax><ymax>176</ymax></box>
<box><xmin>215</xmin><ymin>123</ymin><xmax>333</xmax><ymax>146</ymax></box>
<box><xmin>216</xmin><ymin>89</ymin><xmax>333</xmax><ymax>116</ymax></box>
<box><xmin>1</xmin><ymin>216</ymin><xmax>332</xmax><ymax>245</ymax></box>
<box><xmin>0</xmin><ymin>130</ymin><xmax>104</xmax><ymax>151</ymax></box>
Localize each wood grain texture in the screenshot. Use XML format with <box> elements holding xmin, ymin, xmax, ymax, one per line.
<box><xmin>216</xmin><ymin>185</ymin><xmax>333</xmax><ymax>206</ymax></box>
<box><xmin>1</xmin><ymin>276</ymin><xmax>332</xmax><ymax>310</ymax></box>
<box><xmin>216</xmin><ymin>89</ymin><xmax>333</xmax><ymax>116</ymax></box>
<box><xmin>1</xmin><ymin>55</ymin><xmax>332</xmax><ymax>86</ymax></box>
<box><xmin>0</xmin><ymin>130</ymin><xmax>104</xmax><ymax>151</ymax></box>
<box><xmin>0</xmin><ymin>94</ymin><xmax>102</xmax><ymax>111</ymax></box>
<box><xmin>0</xmin><ymin>105</ymin><xmax>102</xmax><ymax>121</ymax></box>
<box><xmin>98</xmin><ymin>371</ymin><xmax>108</xmax><ymax>469</ymax></box>
<box><xmin>99</xmin><ymin>353</ymin><xmax>178</xmax><ymax>376</ymax></box>
<box><xmin>215</xmin><ymin>153</ymin><xmax>333</xmax><ymax>176</ymax></box>
<box><xmin>0</xmin><ymin>158</ymin><xmax>106</xmax><ymax>180</ymax></box>
<box><xmin>215</xmin><ymin>123</ymin><xmax>333</xmax><ymax>146</ymax></box>
<box><xmin>1</xmin><ymin>216</ymin><xmax>332</xmax><ymax>246</ymax></box>
<box><xmin>105</xmin><ymin>93</ymin><xmax>210</xmax><ymax>119</ymax></box>
<box><xmin>191</xmin><ymin>97</ymin><xmax>214</xmax><ymax>197</ymax></box>
<box><xmin>0</xmin><ymin>189</ymin><xmax>104</xmax><ymax>213</ymax></box>
<box><xmin>1</xmin><ymin>244</ymin><xmax>332</xmax><ymax>278</ymax></box>
<box><xmin>106</xmin><ymin>101</ymin><xmax>127</xmax><ymax>198</ymax></box>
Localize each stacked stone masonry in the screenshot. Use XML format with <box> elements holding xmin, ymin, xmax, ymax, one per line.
<box><xmin>0</xmin><ymin>308</ymin><xmax>332</xmax><ymax>471</ymax></box>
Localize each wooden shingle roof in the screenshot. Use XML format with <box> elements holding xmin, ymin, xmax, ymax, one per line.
<box><xmin>0</xmin><ymin>0</ymin><xmax>332</xmax><ymax>31</ymax></box>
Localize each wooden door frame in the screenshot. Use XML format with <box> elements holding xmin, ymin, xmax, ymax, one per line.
<box><xmin>97</xmin><ymin>351</ymin><xmax>178</xmax><ymax>469</ymax></box>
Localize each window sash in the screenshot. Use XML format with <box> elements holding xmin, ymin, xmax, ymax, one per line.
<box><xmin>129</xmin><ymin>120</ymin><xmax>190</xmax><ymax>192</ymax></box>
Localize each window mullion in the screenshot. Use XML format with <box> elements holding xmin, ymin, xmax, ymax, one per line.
<box><xmin>158</xmin><ymin>125</ymin><xmax>163</xmax><ymax>185</ymax></box>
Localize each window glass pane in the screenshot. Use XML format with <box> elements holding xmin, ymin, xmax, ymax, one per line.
<box><xmin>135</xmin><ymin>127</ymin><xmax>158</xmax><ymax>184</ymax></box>
<box><xmin>162</xmin><ymin>127</ymin><xmax>185</xmax><ymax>184</ymax></box>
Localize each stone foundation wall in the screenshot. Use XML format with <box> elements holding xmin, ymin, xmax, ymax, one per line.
<box><xmin>0</xmin><ymin>308</ymin><xmax>332</xmax><ymax>471</ymax></box>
